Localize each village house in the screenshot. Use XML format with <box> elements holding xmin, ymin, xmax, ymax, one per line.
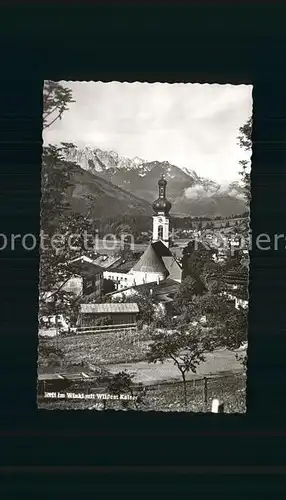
<box><xmin>223</xmin><ymin>268</ymin><xmax>248</xmax><ymax>310</ymax></box>
<box><xmin>102</xmin><ymin>254</ymin><xmax>140</xmax><ymax>290</ymax></box>
<box><xmin>105</xmin><ymin>277</ymin><xmax>181</xmax><ymax>318</ymax></box>
<box><xmin>64</xmin><ymin>258</ymin><xmax>105</xmax><ymax>300</ymax></box>
<box><xmin>79</xmin><ymin>302</ymin><xmax>139</xmax><ymax>327</ymax></box>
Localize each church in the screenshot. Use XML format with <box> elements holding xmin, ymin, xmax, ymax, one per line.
<box><xmin>68</xmin><ymin>175</ymin><xmax>183</xmax><ymax>305</ymax></box>
<box><xmin>128</xmin><ymin>174</ymin><xmax>182</xmax><ymax>285</ymax></box>
<box><xmin>105</xmin><ymin>175</ymin><xmax>182</xmax><ymax>300</ymax></box>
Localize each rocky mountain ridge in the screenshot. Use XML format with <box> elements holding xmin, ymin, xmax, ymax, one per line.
<box><xmin>61</xmin><ymin>143</ymin><xmax>247</xmax><ymax>217</ymax></box>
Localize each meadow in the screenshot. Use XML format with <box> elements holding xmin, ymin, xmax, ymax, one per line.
<box><xmin>42</xmin><ymin>329</ymin><xmax>151</xmax><ymax>366</ymax></box>
<box><xmin>38</xmin><ymin>372</ymin><xmax>246</xmax><ymax>413</ymax></box>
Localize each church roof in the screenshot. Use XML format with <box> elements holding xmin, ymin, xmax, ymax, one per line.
<box><xmin>151</xmin><ymin>240</ymin><xmax>172</xmax><ymax>257</ymax></box>
<box><xmin>131</xmin><ymin>244</ymin><xmax>169</xmax><ymax>276</ymax></box>
<box><xmin>152</xmin><ymin>197</ymin><xmax>172</xmax><ymax>215</ymax></box>
<box><xmin>152</xmin><ymin>175</ymin><xmax>172</xmax><ymax>215</ymax></box>
<box><xmin>162</xmin><ymin>256</ymin><xmax>182</xmax><ymax>282</ymax></box>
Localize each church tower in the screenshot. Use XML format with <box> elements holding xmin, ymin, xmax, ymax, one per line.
<box><xmin>152</xmin><ymin>174</ymin><xmax>172</xmax><ymax>248</ymax></box>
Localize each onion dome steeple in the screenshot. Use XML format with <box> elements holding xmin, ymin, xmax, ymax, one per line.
<box><xmin>152</xmin><ymin>174</ymin><xmax>172</xmax><ymax>215</ymax></box>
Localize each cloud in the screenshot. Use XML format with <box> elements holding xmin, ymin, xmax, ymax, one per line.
<box><xmin>184</xmin><ymin>181</ymin><xmax>246</xmax><ymax>201</ymax></box>
<box><xmin>44</xmin><ymin>82</ymin><xmax>253</xmax><ymax>183</ymax></box>
<box><xmin>227</xmin><ymin>188</ymin><xmax>245</xmax><ymax>201</ymax></box>
<box><xmin>184</xmin><ymin>184</ymin><xmax>220</xmax><ymax>200</ymax></box>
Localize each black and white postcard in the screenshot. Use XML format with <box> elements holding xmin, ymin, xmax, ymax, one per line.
<box><xmin>38</xmin><ymin>82</ymin><xmax>252</xmax><ymax>412</ymax></box>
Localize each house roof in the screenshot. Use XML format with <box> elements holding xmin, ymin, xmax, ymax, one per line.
<box><xmin>92</xmin><ymin>254</ymin><xmax>122</xmax><ymax>269</ymax></box>
<box><xmin>224</xmin><ymin>269</ymin><xmax>248</xmax><ymax>285</ymax></box>
<box><xmin>131</xmin><ymin>244</ymin><xmax>169</xmax><ymax>276</ymax></box>
<box><xmin>107</xmin><ymin>278</ymin><xmax>180</xmax><ymax>303</ymax></box>
<box><xmin>152</xmin><ymin>277</ymin><xmax>180</xmax><ymax>296</ymax></box>
<box><xmin>80</xmin><ymin>303</ymin><xmax>139</xmax><ymax>314</ymax></box>
<box><xmin>68</xmin><ymin>260</ymin><xmax>104</xmax><ymax>277</ymax></box>
<box><xmin>68</xmin><ymin>256</ymin><xmax>94</xmax><ymax>264</ymax></box>
<box><xmin>107</xmin><ymin>257</ymin><xmax>140</xmax><ymax>273</ymax></box>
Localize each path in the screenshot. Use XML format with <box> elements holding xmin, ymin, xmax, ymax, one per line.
<box><xmin>105</xmin><ymin>349</ymin><xmax>245</xmax><ymax>384</ymax></box>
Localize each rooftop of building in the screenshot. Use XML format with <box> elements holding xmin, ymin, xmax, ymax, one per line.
<box><xmin>80</xmin><ymin>302</ymin><xmax>140</xmax><ymax>314</ymax></box>
<box><xmin>130</xmin><ymin>241</ymin><xmax>182</xmax><ymax>281</ymax></box>
<box><xmin>224</xmin><ymin>269</ymin><xmax>248</xmax><ymax>284</ymax></box>
<box><xmin>106</xmin><ymin>255</ymin><xmax>142</xmax><ymax>274</ymax></box>
<box><xmin>68</xmin><ymin>260</ymin><xmax>104</xmax><ymax>277</ymax></box>
<box><xmin>106</xmin><ymin>277</ymin><xmax>180</xmax><ymax>303</ymax></box>
<box><xmin>131</xmin><ymin>243</ymin><xmax>169</xmax><ymax>276</ymax></box>
<box><xmin>92</xmin><ymin>254</ymin><xmax>122</xmax><ymax>269</ymax></box>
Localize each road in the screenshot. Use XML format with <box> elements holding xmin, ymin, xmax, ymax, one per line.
<box><xmin>105</xmin><ymin>349</ymin><xmax>245</xmax><ymax>384</ymax></box>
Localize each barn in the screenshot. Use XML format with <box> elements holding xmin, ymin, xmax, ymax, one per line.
<box><xmin>79</xmin><ymin>303</ymin><xmax>139</xmax><ymax>327</ymax></box>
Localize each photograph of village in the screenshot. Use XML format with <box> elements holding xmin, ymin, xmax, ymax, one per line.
<box><xmin>38</xmin><ymin>81</ymin><xmax>252</xmax><ymax>412</ymax></box>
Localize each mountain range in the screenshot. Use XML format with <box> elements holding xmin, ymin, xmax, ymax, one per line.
<box><xmin>61</xmin><ymin>143</ymin><xmax>247</xmax><ymax>218</ymax></box>
<box><xmin>67</xmin><ymin>163</ymin><xmax>152</xmax><ymax>219</ymax></box>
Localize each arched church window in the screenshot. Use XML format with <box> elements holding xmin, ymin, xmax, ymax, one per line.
<box><xmin>158</xmin><ymin>225</ymin><xmax>164</xmax><ymax>240</ymax></box>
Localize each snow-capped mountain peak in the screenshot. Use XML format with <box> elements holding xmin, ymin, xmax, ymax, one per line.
<box><xmin>59</xmin><ymin>143</ymin><xmax>247</xmax><ymax>217</ymax></box>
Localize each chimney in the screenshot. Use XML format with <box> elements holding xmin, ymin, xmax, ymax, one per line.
<box><xmin>157</xmin><ymin>276</ymin><xmax>160</xmax><ymax>285</ymax></box>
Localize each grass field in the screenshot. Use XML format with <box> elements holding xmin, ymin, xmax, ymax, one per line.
<box><xmin>39</xmin><ymin>329</ymin><xmax>246</xmax><ymax>413</ymax></box>
<box><xmin>43</xmin><ymin>330</ymin><xmax>150</xmax><ymax>366</ymax></box>
<box><xmin>38</xmin><ymin>372</ymin><xmax>246</xmax><ymax>413</ymax></box>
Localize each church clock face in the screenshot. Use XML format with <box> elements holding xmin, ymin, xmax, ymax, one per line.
<box><xmin>158</xmin><ymin>217</ymin><xmax>163</xmax><ymax>223</ymax></box>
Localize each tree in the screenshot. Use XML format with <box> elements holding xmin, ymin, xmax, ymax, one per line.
<box><xmin>147</xmin><ymin>329</ymin><xmax>209</xmax><ymax>408</ymax></box>
<box><xmin>173</xmin><ymin>275</ymin><xmax>206</xmax><ymax>315</ymax></box>
<box><xmin>186</xmin><ymin>292</ymin><xmax>248</xmax><ymax>351</ymax></box>
<box><xmin>43</xmin><ymin>81</ymin><xmax>75</xmax><ymax>129</ymax></box>
<box><xmin>170</xmin><ymin>251</ymin><xmax>248</xmax><ymax>353</ymax></box>
<box><xmin>181</xmin><ymin>240</ymin><xmax>218</xmax><ymax>283</ymax></box>
<box><xmin>40</xmin><ymin>96</ymin><xmax>95</xmax><ymax>321</ymax></box>
<box><xmin>39</xmin><ymin>287</ymin><xmax>80</xmax><ymax>327</ymax></box>
<box><xmin>237</xmin><ymin>117</ymin><xmax>252</xmax><ymax>223</ymax></box>
<box><xmin>106</xmin><ymin>371</ymin><xmax>142</xmax><ymax>410</ymax></box>
<box><xmin>41</xmin><ymin>85</ymin><xmax>76</xmax><ymax>317</ymax></box>
<box><xmin>40</xmin><ymin>144</ymin><xmax>72</xmax><ymax>232</ymax></box>
<box><xmin>40</xmin><ymin>83</ymin><xmax>100</xmax><ymax>325</ymax></box>
<box><xmin>117</xmin><ymin>242</ymin><xmax>134</xmax><ymax>262</ymax></box>
<box><xmin>39</xmin><ymin>146</ymin><xmax>94</xmax><ymax>320</ymax></box>
<box><xmin>38</xmin><ymin>339</ymin><xmax>65</xmax><ymax>369</ymax></box>
<box><xmin>235</xmin><ymin>117</ymin><xmax>252</xmax><ymax>291</ymax></box>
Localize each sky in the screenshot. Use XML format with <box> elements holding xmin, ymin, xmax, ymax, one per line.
<box><xmin>44</xmin><ymin>82</ymin><xmax>252</xmax><ymax>183</ymax></box>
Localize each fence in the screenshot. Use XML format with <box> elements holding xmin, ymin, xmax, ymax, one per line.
<box><xmin>142</xmin><ymin>371</ymin><xmax>246</xmax><ymax>412</ymax></box>
<box><xmin>38</xmin><ymin>370</ymin><xmax>246</xmax><ymax>412</ymax></box>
